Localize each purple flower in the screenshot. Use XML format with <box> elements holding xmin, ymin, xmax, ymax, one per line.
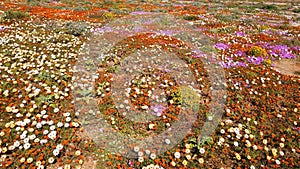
<box><xmin>267</xmin><ymin>44</ymin><xmax>296</xmax><ymax>59</ymax></box>
<box><xmin>247</xmin><ymin>58</ymin><xmax>254</xmax><ymax>64</ymax></box>
<box><xmin>254</xmin><ymin>57</ymin><xmax>264</xmax><ymax>65</ymax></box>
<box><xmin>276</xmin><ymin>30</ymin><xmax>288</xmax><ymax>36</ymax></box>
<box><xmin>237</xmin><ymin>62</ymin><xmax>247</xmax><ymax>67</ymax></box>
<box><xmin>246</xmin><ymin>56</ymin><xmax>264</xmax><ymax>65</ymax></box>
<box><xmin>157</xmin><ymin>66</ymin><xmax>171</xmax><ymax>73</ymax></box>
<box><xmin>281</xmin><ymin>53</ymin><xmax>295</xmax><ymax>59</ymax></box>
<box><xmin>196</xmin><ymin>27</ymin><xmax>207</xmax><ymax>31</ymax></box>
<box><xmin>150</xmin><ymin>104</ymin><xmax>166</xmax><ymax>117</ymax></box>
<box><xmin>219</xmin><ymin>57</ymin><xmax>245</xmax><ymax>68</ymax></box>
<box><xmin>130</xmin><ymin>11</ymin><xmax>155</xmax><ymax>15</ymax></box>
<box><xmin>219</xmin><ymin>61</ymin><xmax>231</xmax><ymax>68</ymax></box>
<box><xmin>133</xmin><ymin>26</ymin><xmax>144</xmax><ymax>32</ymax></box>
<box><xmin>159</xmin><ymin>30</ymin><xmax>176</xmax><ymax>36</ymax></box>
<box><xmin>219</xmin><ymin>60</ymin><xmax>240</xmax><ymax>68</ymax></box>
<box><xmin>144</xmin><ymin>20</ymin><xmax>153</xmax><ymax>24</ymax></box>
<box><xmin>191</xmin><ymin>50</ymin><xmax>207</xmax><ymax>58</ymax></box>
<box><xmin>292</xmin><ymin>46</ymin><xmax>300</xmax><ymax>51</ymax></box>
<box><xmin>198</xmin><ymin>15</ymin><xmax>205</xmax><ymax>19</ymax></box>
<box><xmin>263</xmin><ymin>30</ymin><xmax>274</xmax><ymax>35</ymax></box>
<box><xmin>93</xmin><ymin>26</ymin><xmax>113</xmax><ymax>33</ymax></box>
<box><xmin>0</xmin><ymin>26</ymin><xmax>9</xmax><ymax>31</ymax></box>
<box><xmin>236</xmin><ymin>31</ymin><xmax>246</xmax><ymax>36</ymax></box>
<box><xmin>236</xmin><ymin>50</ymin><xmax>245</xmax><ymax>57</ymax></box>
<box><xmin>128</xmin><ymin>160</ymin><xmax>134</xmax><ymax>167</ymax></box>
<box><xmin>214</xmin><ymin>43</ymin><xmax>229</xmax><ymax>50</ymax></box>
<box><xmin>192</xmin><ymin>54</ymin><xmax>206</xmax><ymax>58</ymax></box>
<box><xmin>293</xmin><ymin>127</ymin><xmax>300</xmax><ymax>134</ymax></box>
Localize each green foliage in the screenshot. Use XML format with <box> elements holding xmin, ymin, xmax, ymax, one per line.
<box><xmin>189</xmin><ymin>136</ymin><xmax>213</xmax><ymax>152</ymax></box>
<box><xmin>292</xmin><ymin>8</ymin><xmax>300</xmax><ymax>13</ymax></box>
<box><xmin>280</xmin><ymin>38</ymin><xmax>300</xmax><ymax>48</ymax></box>
<box><xmin>294</xmin><ymin>71</ymin><xmax>300</xmax><ymax>76</ymax></box>
<box><xmin>36</xmin><ymin>94</ymin><xmax>55</xmax><ymax>106</ymax></box>
<box><xmin>89</xmin><ymin>11</ymin><xmax>116</xmax><ymax>21</ymax></box>
<box><xmin>64</xmin><ymin>21</ymin><xmax>90</xmax><ymax>36</ymax></box>
<box><xmin>102</xmin><ymin>12</ymin><xmax>116</xmax><ymax>20</ymax></box>
<box><xmin>261</xmin><ymin>4</ymin><xmax>277</xmax><ymax>11</ymax></box>
<box><xmin>108</xmin><ymin>7</ymin><xmax>131</xmax><ymax>14</ymax></box>
<box><xmin>210</xmin><ymin>26</ymin><xmax>236</xmax><ymax>34</ymax></box>
<box><xmin>48</xmin><ymin>33</ymin><xmax>73</xmax><ymax>43</ymax></box>
<box><xmin>225</xmin><ymin>2</ymin><xmax>240</xmax><ymax>9</ymax></box>
<box><xmin>73</xmin><ymin>6</ymin><xmax>91</xmax><ymax>11</ymax></box>
<box><xmin>26</xmin><ymin>0</ymin><xmax>53</xmax><ymax>5</ymax></box>
<box><xmin>181</xmin><ymin>87</ymin><xmax>199</xmax><ymax>108</ymax></box>
<box><xmin>183</xmin><ymin>15</ymin><xmax>199</xmax><ymax>21</ymax></box>
<box><xmin>215</xmin><ymin>13</ymin><xmax>238</xmax><ymax>23</ymax></box>
<box><xmin>37</xmin><ymin>71</ymin><xmax>52</xmax><ymax>81</ymax></box>
<box><xmin>3</xmin><ymin>10</ymin><xmax>29</xmax><ymax>20</ymax></box>
<box><xmin>239</xmin><ymin>3</ymin><xmax>277</xmax><ymax>12</ymax></box>
<box><xmin>248</xmin><ymin>71</ymin><xmax>257</xmax><ymax>78</ymax></box>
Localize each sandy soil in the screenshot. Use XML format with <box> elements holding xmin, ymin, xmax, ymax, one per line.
<box><xmin>272</xmin><ymin>59</ymin><xmax>300</xmax><ymax>77</ymax></box>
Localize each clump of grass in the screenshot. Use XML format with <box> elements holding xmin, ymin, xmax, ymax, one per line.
<box><xmin>88</xmin><ymin>11</ymin><xmax>116</xmax><ymax>21</ymax></box>
<box><xmin>73</xmin><ymin>6</ymin><xmax>91</xmax><ymax>11</ymax></box>
<box><xmin>183</xmin><ymin>15</ymin><xmax>199</xmax><ymax>21</ymax></box>
<box><xmin>102</xmin><ymin>12</ymin><xmax>116</xmax><ymax>20</ymax></box>
<box><xmin>261</xmin><ymin>4</ymin><xmax>277</xmax><ymax>11</ymax></box>
<box><xmin>281</xmin><ymin>38</ymin><xmax>300</xmax><ymax>48</ymax></box>
<box><xmin>26</xmin><ymin>0</ymin><xmax>50</xmax><ymax>5</ymax></box>
<box><xmin>108</xmin><ymin>7</ymin><xmax>130</xmax><ymax>14</ymax></box>
<box><xmin>215</xmin><ymin>13</ymin><xmax>239</xmax><ymax>23</ymax></box>
<box><xmin>64</xmin><ymin>21</ymin><xmax>91</xmax><ymax>36</ymax></box>
<box><xmin>292</xmin><ymin>8</ymin><xmax>300</xmax><ymax>13</ymax></box>
<box><xmin>294</xmin><ymin>71</ymin><xmax>300</xmax><ymax>75</ymax></box>
<box><xmin>2</xmin><ymin>10</ymin><xmax>29</xmax><ymax>20</ymax></box>
<box><xmin>210</xmin><ymin>26</ymin><xmax>236</xmax><ymax>34</ymax></box>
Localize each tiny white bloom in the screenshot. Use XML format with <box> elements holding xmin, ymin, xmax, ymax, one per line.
<box><xmin>134</xmin><ymin>146</ymin><xmax>140</xmax><ymax>152</ymax></box>
<box><xmin>53</xmin><ymin>149</ymin><xmax>60</xmax><ymax>156</ymax></box>
<box><xmin>57</xmin><ymin>122</ymin><xmax>63</xmax><ymax>127</ymax></box>
<box><xmin>234</xmin><ymin>141</ymin><xmax>239</xmax><ymax>147</ymax></box>
<box><xmin>48</xmin><ymin>157</ymin><xmax>55</xmax><ymax>164</ymax></box>
<box><xmin>138</xmin><ymin>157</ymin><xmax>144</xmax><ymax>163</ymax></box>
<box><xmin>174</xmin><ymin>152</ymin><xmax>180</xmax><ymax>159</ymax></box>
<box><xmin>54</xmin><ymin>108</ymin><xmax>59</xmax><ymax>113</ymax></box>
<box><xmin>50</xmin><ymin>125</ymin><xmax>56</xmax><ymax>130</ymax></box>
<box><xmin>27</xmin><ymin>157</ymin><xmax>33</xmax><ymax>163</ymax></box>
<box><xmin>199</xmin><ymin>148</ymin><xmax>205</xmax><ymax>154</ymax></box>
<box><xmin>66</xmin><ymin>117</ymin><xmax>71</xmax><ymax>122</ymax></box>
<box><xmin>56</xmin><ymin>144</ymin><xmax>63</xmax><ymax>150</ymax></box>
<box><xmin>150</xmin><ymin>153</ymin><xmax>156</xmax><ymax>160</ymax></box>
<box><xmin>43</xmin><ymin>130</ymin><xmax>49</xmax><ymax>135</ymax></box>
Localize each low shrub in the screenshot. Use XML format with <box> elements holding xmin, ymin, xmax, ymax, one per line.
<box><xmin>64</xmin><ymin>21</ymin><xmax>91</xmax><ymax>36</ymax></box>
<box><xmin>3</xmin><ymin>10</ymin><xmax>29</xmax><ymax>20</ymax></box>
<box><xmin>248</xmin><ymin>46</ymin><xmax>268</xmax><ymax>57</ymax></box>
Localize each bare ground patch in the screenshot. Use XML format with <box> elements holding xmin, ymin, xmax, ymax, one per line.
<box><xmin>272</xmin><ymin>59</ymin><xmax>300</xmax><ymax>77</ymax></box>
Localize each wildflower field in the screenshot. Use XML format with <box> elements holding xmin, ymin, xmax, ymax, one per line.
<box><xmin>0</xmin><ymin>0</ymin><xmax>299</xmax><ymax>169</ymax></box>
